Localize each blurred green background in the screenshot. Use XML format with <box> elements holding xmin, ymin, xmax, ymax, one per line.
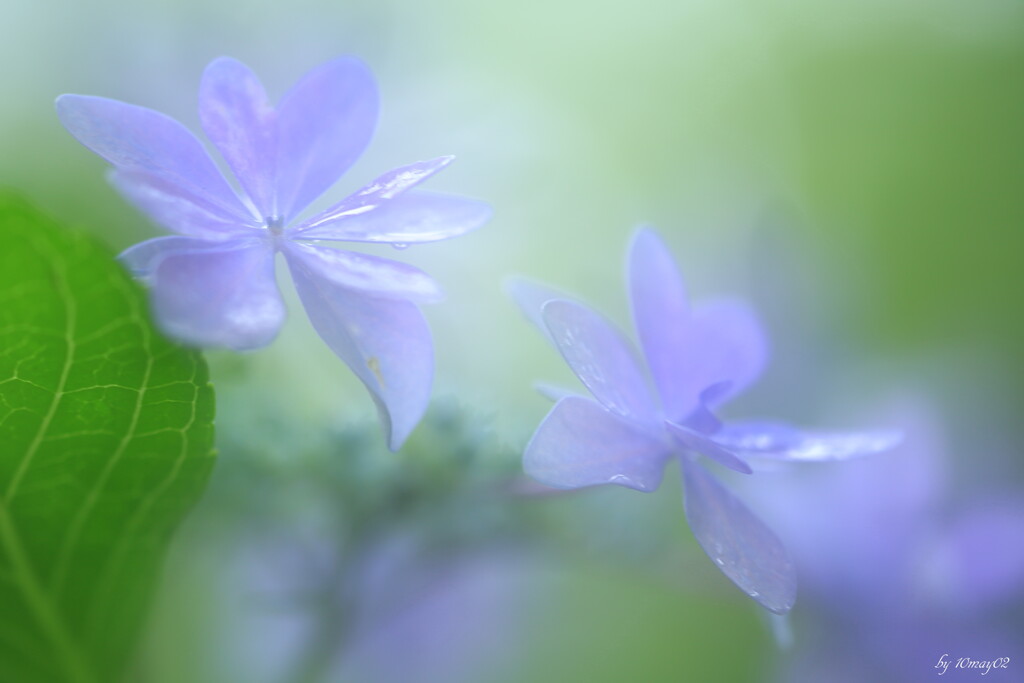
<box><xmin>2</xmin><ymin>0</ymin><xmax>1022</xmax><ymax>680</ymax></box>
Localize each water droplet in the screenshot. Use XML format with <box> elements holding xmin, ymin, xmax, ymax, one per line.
<box><xmin>391</xmin><ymin>242</ymin><xmax>409</xmax><ymax>250</ymax></box>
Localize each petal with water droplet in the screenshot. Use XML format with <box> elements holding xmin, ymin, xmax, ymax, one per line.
<box><xmin>282</xmin><ymin>241</ymin><xmax>443</xmax><ymax>303</ymax></box>
<box><xmin>293</xmin><ymin>156</ymin><xmax>454</xmax><ymax>233</ymax></box>
<box><xmin>297</xmin><ymin>191</ymin><xmax>490</xmax><ymax>244</ymax></box>
<box><xmin>542</xmin><ymin>299</ymin><xmax>658</xmax><ymax>423</ymax></box>
<box><xmin>714</xmin><ymin>421</ymin><xmax>903</xmax><ymax>461</ymax></box>
<box><xmin>681</xmin><ymin>460</ymin><xmax>796</xmax><ymax>614</ymax></box>
<box><xmin>286</xmin><ymin>251</ymin><xmax>433</xmax><ymax>451</ymax></box>
<box><xmin>525</xmin><ymin>396</ymin><xmax>670</xmax><ymax>492</ymax></box>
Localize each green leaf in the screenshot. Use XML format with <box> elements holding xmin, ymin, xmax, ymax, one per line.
<box><xmin>0</xmin><ymin>193</ymin><xmax>216</xmax><ymax>683</ymax></box>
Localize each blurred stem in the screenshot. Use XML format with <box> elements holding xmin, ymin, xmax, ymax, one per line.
<box><xmin>284</xmin><ymin>533</ymin><xmax>365</xmax><ymax>683</ymax></box>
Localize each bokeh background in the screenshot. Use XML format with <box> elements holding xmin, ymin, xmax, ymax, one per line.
<box><xmin>3</xmin><ymin>0</ymin><xmax>1023</xmax><ymax>681</ymax></box>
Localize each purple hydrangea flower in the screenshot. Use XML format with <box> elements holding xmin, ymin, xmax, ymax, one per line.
<box><xmin>510</xmin><ymin>227</ymin><xmax>899</xmax><ymax>613</ymax></box>
<box><xmin>56</xmin><ymin>57</ymin><xmax>491</xmax><ymax>451</ymax></box>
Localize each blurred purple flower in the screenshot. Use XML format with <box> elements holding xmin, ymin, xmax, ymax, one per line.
<box><xmin>744</xmin><ymin>399</ymin><xmax>1024</xmax><ymax>681</ymax></box>
<box><xmin>509</xmin><ymin>227</ymin><xmax>898</xmax><ymax>613</ymax></box>
<box><xmin>216</xmin><ymin>532</ymin><xmax>536</xmax><ymax>683</ymax></box>
<box><xmin>332</xmin><ymin>546</ymin><xmax>536</xmax><ymax>683</ymax></box>
<box><xmin>56</xmin><ymin>57</ymin><xmax>490</xmax><ymax>450</ymax></box>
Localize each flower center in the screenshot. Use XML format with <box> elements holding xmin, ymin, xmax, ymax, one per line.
<box><xmin>265</xmin><ymin>215</ymin><xmax>285</xmax><ymax>236</ymax></box>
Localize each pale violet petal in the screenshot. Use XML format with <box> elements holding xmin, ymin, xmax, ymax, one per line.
<box><xmin>628</xmin><ymin>228</ymin><xmax>694</xmax><ymax>419</ymax></box>
<box><xmin>296</xmin><ymin>191</ymin><xmax>491</xmax><ymax>244</ymax></box>
<box><xmin>282</xmin><ymin>242</ymin><xmax>443</xmax><ymax>304</ymax></box>
<box><xmin>681</xmin><ymin>460</ymin><xmax>796</xmax><ymax>614</ymax></box>
<box><xmin>119</xmin><ymin>235</ymin><xmax>226</xmax><ymax>278</ymax></box>
<box><xmin>109</xmin><ymin>170</ymin><xmax>258</xmax><ymax>239</ymax></box>
<box><xmin>199</xmin><ymin>57</ymin><xmax>277</xmax><ymax>217</ymax></box>
<box><xmin>714</xmin><ymin>421</ymin><xmax>802</xmax><ymax>451</ymax></box>
<box><xmin>679</xmin><ymin>382</ymin><xmax>731</xmax><ymax>434</ymax></box>
<box><xmin>504</xmin><ymin>276</ymin><xmax>574</xmax><ymax>347</ymax></box>
<box><xmin>273</xmin><ymin>57</ymin><xmax>378</xmax><ymax>220</ymax></box>
<box><xmin>627</xmin><ymin>228</ymin><xmax>769</xmax><ymax>421</ymax></box>
<box><xmin>524</xmin><ymin>396</ymin><xmax>670</xmax><ymax>492</ymax></box>
<box><xmin>55</xmin><ymin>94</ymin><xmax>251</xmax><ymax>222</ymax></box>
<box><xmin>647</xmin><ymin>298</ymin><xmax>768</xmax><ymax>423</ymax></box>
<box><xmin>542</xmin><ymin>299</ymin><xmax>659</xmax><ymax>423</ymax></box>
<box><xmin>666</xmin><ymin>422</ymin><xmax>752</xmax><ymax>475</ymax></box>
<box><xmin>714</xmin><ymin>421</ymin><xmax>903</xmax><ymax>461</ymax></box>
<box><xmin>293</xmin><ymin>157</ymin><xmax>453</xmax><ymax>232</ymax></box>
<box><xmin>683</xmin><ymin>299</ymin><xmax>768</xmax><ymax>409</ymax></box>
<box><xmin>286</xmin><ymin>252</ymin><xmax>432</xmax><ymax>451</ymax></box>
<box><xmin>147</xmin><ymin>238</ymin><xmax>284</xmax><ymax>351</ymax></box>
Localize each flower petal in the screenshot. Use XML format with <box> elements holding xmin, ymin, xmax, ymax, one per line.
<box><xmin>286</xmin><ymin>254</ymin><xmax>432</xmax><ymax>451</ymax></box>
<box><xmin>685</xmin><ymin>299</ymin><xmax>768</xmax><ymax>408</ymax></box>
<box><xmin>119</xmin><ymin>235</ymin><xmax>221</xmax><ymax>278</ymax></box>
<box><xmin>109</xmin><ymin>170</ymin><xmax>257</xmax><ymax>239</ymax></box>
<box><xmin>714</xmin><ymin>421</ymin><xmax>903</xmax><ymax>461</ymax></box>
<box><xmin>666</xmin><ymin>422</ymin><xmax>752</xmax><ymax>475</ymax></box>
<box><xmin>199</xmin><ymin>57</ymin><xmax>277</xmax><ymax>217</ymax></box>
<box><xmin>651</xmin><ymin>299</ymin><xmax>768</xmax><ymax>423</ymax></box>
<box><xmin>295</xmin><ymin>191</ymin><xmax>491</xmax><ymax>244</ymax></box>
<box><xmin>273</xmin><ymin>57</ymin><xmax>378</xmax><ymax>220</ymax></box>
<box><xmin>524</xmin><ymin>396</ymin><xmax>670</xmax><ymax>492</ymax></box>
<box><xmin>681</xmin><ymin>460</ymin><xmax>796</xmax><ymax>614</ymax></box>
<box><xmin>542</xmin><ymin>299</ymin><xmax>659</xmax><ymax>424</ymax></box>
<box><xmin>293</xmin><ymin>156</ymin><xmax>451</xmax><ymax>230</ymax></box>
<box><xmin>283</xmin><ymin>242</ymin><xmax>442</xmax><ymax>303</ymax></box>
<box><xmin>627</xmin><ymin>228</ymin><xmax>768</xmax><ymax>421</ymax></box>
<box><xmin>146</xmin><ymin>238</ymin><xmax>284</xmax><ymax>350</ymax></box>
<box><xmin>55</xmin><ymin>94</ymin><xmax>251</xmax><ymax>223</ymax></box>
<box><xmin>680</xmin><ymin>382</ymin><xmax>730</xmax><ymax>434</ymax></box>
<box><xmin>628</xmin><ymin>228</ymin><xmax>694</xmax><ymax>419</ymax></box>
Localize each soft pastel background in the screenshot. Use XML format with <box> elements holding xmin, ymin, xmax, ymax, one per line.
<box><xmin>2</xmin><ymin>0</ymin><xmax>1022</xmax><ymax>681</ymax></box>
